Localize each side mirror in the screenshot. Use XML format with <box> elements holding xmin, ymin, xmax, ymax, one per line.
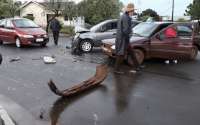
<box><xmin>100</xmin><ymin>26</ymin><xmax>106</xmax><ymax>32</ymax></box>
<box><xmin>156</xmin><ymin>34</ymin><xmax>164</xmax><ymax>41</ymax></box>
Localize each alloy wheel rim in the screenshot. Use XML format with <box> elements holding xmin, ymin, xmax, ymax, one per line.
<box><xmin>82</xmin><ymin>42</ymin><xmax>91</xmax><ymax>52</ymax></box>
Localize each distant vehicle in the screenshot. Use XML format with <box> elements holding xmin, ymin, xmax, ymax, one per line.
<box><xmin>102</xmin><ymin>22</ymin><xmax>200</xmax><ymax>64</ymax></box>
<box><xmin>0</xmin><ymin>18</ymin><xmax>49</xmax><ymax>47</ymax></box>
<box><xmin>71</xmin><ymin>19</ymin><xmax>141</xmax><ymax>53</ymax></box>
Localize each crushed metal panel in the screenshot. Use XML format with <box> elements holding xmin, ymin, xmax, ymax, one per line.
<box><xmin>48</xmin><ymin>64</ymin><xmax>108</xmax><ymax>97</ymax></box>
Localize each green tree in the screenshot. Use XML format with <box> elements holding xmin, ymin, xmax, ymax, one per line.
<box><xmin>77</xmin><ymin>0</ymin><xmax>123</xmax><ymax>25</ymax></box>
<box><xmin>185</xmin><ymin>0</ymin><xmax>200</xmax><ymax>21</ymax></box>
<box><xmin>0</xmin><ymin>0</ymin><xmax>21</xmax><ymax>18</ymax></box>
<box><xmin>139</xmin><ymin>9</ymin><xmax>160</xmax><ymax>21</ymax></box>
<box><xmin>63</xmin><ymin>1</ymin><xmax>77</xmax><ymax>20</ymax></box>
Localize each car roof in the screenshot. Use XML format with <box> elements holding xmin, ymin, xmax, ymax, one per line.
<box><xmin>0</xmin><ymin>17</ymin><xmax>27</xmax><ymax>21</ymax></box>
<box><xmin>143</xmin><ymin>21</ymin><xmax>194</xmax><ymax>26</ymax></box>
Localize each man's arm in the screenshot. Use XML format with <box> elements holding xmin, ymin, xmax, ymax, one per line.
<box><xmin>122</xmin><ymin>16</ymin><xmax>131</xmax><ymax>35</ymax></box>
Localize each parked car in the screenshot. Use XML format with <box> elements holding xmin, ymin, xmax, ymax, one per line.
<box><xmin>102</xmin><ymin>22</ymin><xmax>200</xmax><ymax>64</ymax></box>
<box><xmin>71</xmin><ymin>19</ymin><xmax>141</xmax><ymax>53</ymax></box>
<box><xmin>0</xmin><ymin>18</ymin><xmax>49</xmax><ymax>47</ymax></box>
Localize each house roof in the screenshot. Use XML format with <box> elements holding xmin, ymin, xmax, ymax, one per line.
<box><xmin>19</xmin><ymin>1</ymin><xmax>47</xmax><ymax>10</ymax></box>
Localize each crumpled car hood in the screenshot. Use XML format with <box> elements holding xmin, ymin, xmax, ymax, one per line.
<box><xmin>75</xmin><ymin>26</ymin><xmax>90</xmax><ymax>33</ymax></box>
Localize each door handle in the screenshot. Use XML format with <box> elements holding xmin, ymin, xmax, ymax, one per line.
<box><xmin>112</xmin><ymin>33</ymin><xmax>116</xmax><ymax>35</ymax></box>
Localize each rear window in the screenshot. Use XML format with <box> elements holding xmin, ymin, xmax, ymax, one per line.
<box><xmin>177</xmin><ymin>25</ymin><xmax>192</xmax><ymax>36</ymax></box>
<box><xmin>13</xmin><ymin>19</ymin><xmax>39</xmax><ymax>28</ymax></box>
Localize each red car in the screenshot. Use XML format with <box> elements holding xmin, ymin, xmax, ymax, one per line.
<box><xmin>0</xmin><ymin>18</ymin><xmax>49</xmax><ymax>47</ymax></box>
<box><xmin>102</xmin><ymin>22</ymin><xmax>200</xmax><ymax>64</ymax></box>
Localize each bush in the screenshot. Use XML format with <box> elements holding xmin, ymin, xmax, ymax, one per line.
<box><xmin>60</xmin><ymin>26</ymin><xmax>75</xmax><ymax>36</ymax></box>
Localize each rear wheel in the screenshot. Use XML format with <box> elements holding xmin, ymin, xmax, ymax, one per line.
<box><xmin>41</xmin><ymin>43</ymin><xmax>47</xmax><ymax>47</ymax></box>
<box><xmin>15</xmin><ymin>38</ymin><xmax>21</xmax><ymax>48</ymax></box>
<box><xmin>190</xmin><ymin>46</ymin><xmax>198</xmax><ymax>60</ymax></box>
<box><xmin>127</xmin><ymin>49</ymin><xmax>145</xmax><ymax>65</ymax></box>
<box><xmin>80</xmin><ymin>40</ymin><xmax>93</xmax><ymax>52</ymax></box>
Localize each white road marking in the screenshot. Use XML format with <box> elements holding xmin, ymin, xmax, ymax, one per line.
<box><xmin>0</xmin><ymin>105</ymin><xmax>15</xmax><ymax>125</ymax></box>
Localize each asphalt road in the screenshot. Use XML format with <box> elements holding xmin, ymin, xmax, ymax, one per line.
<box><xmin>0</xmin><ymin>36</ymin><xmax>200</xmax><ymax>125</ymax></box>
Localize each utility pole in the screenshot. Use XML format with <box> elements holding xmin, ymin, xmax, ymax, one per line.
<box><xmin>172</xmin><ymin>0</ymin><xmax>174</xmax><ymax>22</ymax></box>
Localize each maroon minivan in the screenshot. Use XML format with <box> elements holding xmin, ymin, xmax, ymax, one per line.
<box><xmin>0</xmin><ymin>18</ymin><xmax>49</xmax><ymax>47</ymax></box>
<box><xmin>102</xmin><ymin>22</ymin><xmax>200</xmax><ymax>64</ymax></box>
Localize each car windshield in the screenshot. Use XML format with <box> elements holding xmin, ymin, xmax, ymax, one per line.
<box><xmin>90</xmin><ymin>21</ymin><xmax>106</xmax><ymax>32</ymax></box>
<box><xmin>132</xmin><ymin>22</ymin><xmax>159</xmax><ymax>37</ymax></box>
<box><xmin>13</xmin><ymin>19</ymin><xmax>39</xmax><ymax>28</ymax></box>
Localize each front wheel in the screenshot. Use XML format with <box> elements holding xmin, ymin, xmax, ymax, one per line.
<box><xmin>41</xmin><ymin>43</ymin><xmax>47</xmax><ymax>47</ymax></box>
<box><xmin>190</xmin><ymin>46</ymin><xmax>198</xmax><ymax>60</ymax></box>
<box><xmin>80</xmin><ymin>40</ymin><xmax>93</xmax><ymax>52</ymax></box>
<box><xmin>127</xmin><ymin>49</ymin><xmax>145</xmax><ymax>65</ymax></box>
<box><xmin>16</xmin><ymin>38</ymin><xmax>21</xmax><ymax>48</ymax></box>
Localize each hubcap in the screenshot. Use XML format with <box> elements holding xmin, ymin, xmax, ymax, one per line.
<box><xmin>82</xmin><ymin>42</ymin><xmax>92</xmax><ymax>52</ymax></box>
<box><xmin>135</xmin><ymin>50</ymin><xmax>144</xmax><ymax>64</ymax></box>
<box><xmin>16</xmin><ymin>39</ymin><xmax>21</xmax><ymax>48</ymax></box>
<box><xmin>191</xmin><ymin>47</ymin><xmax>198</xmax><ymax>59</ymax></box>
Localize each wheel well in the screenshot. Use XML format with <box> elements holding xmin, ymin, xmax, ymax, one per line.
<box><xmin>80</xmin><ymin>39</ymin><xmax>94</xmax><ymax>47</ymax></box>
<box><xmin>134</xmin><ymin>47</ymin><xmax>146</xmax><ymax>56</ymax></box>
<box><xmin>194</xmin><ymin>44</ymin><xmax>200</xmax><ymax>51</ymax></box>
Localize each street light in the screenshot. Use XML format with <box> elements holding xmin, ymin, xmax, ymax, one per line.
<box><xmin>172</xmin><ymin>0</ymin><xmax>174</xmax><ymax>22</ymax></box>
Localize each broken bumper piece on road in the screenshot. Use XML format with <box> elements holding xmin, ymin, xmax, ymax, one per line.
<box><xmin>48</xmin><ymin>64</ymin><xmax>108</xmax><ymax>97</ymax></box>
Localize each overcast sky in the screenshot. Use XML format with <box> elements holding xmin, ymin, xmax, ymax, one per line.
<box><xmin>16</xmin><ymin>0</ymin><xmax>193</xmax><ymax>16</ymax></box>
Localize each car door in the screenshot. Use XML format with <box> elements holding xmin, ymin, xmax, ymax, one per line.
<box><xmin>150</xmin><ymin>25</ymin><xmax>180</xmax><ymax>59</ymax></box>
<box><xmin>94</xmin><ymin>21</ymin><xmax>117</xmax><ymax>45</ymax></box>
<box><xmin>174</xmin><ymin>24</ymin><xmax>194</xmax><ymax>58</ymax></box>
<box><xmin>4</xmin><ymin>20</ymin><xmax>16</xmax><ymax>43</ymax></box>
<box><xmin>0</xmin><ymin>19</ymin><xmax>7</xmax><ymax>41</ymax></box>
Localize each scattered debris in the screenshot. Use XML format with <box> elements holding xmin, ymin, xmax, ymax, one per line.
<box><xmin>39</xmin><ymin>108</ymin><xmax>45</xmax><ymax>120</ymax></box>
<box><xmin>173</xmin><ymin>60</ymin><xmax>178</xmax><ymax>64</ymax></box>
<box><xmin>165</xmin><ymin>60</ymin><xmax>178</xmax><ymax>64</ymax></box>
<box><xmin>93</xmin><ymin>113</ymin><xmax>98</xmax><ymax>125</ymax></box>
<box><xmin>48</xmin><ymin>64</ymin><xmax>108</xmax><ymax>97</ymax></box>
<box><xmin>9</xmin><ymin>57</ymin><xmax>20</xmax><ymax>62</ymax></box>
<box><xmin>165</xmin><ymin>60</ymin><xmax>170</xmax><ymax>64</ymax></box>
<box><xmin>43</xmin><ymin>56</ymin><xmax>56</xmax><ymax>64</ymax></box>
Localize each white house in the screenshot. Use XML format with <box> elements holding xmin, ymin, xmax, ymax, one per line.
<box><xmin>19</xmin><ymin>1</ymin><xmax>54</xmax><ymax>27</ymax></box>
<box><xmin>19</xmin><ymin>1</ymin><xmax>85</xmax><ymax>27</ymax></box>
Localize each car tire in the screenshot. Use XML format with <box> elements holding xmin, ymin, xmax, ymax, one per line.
<box><xmin>127</xmin><ymin>49</ymin><xmax>145</xmax><ymax>65</ymax></box>
<box><xmin>80</xmin><ymin>40</ymin><xmax>93</xmax><ymax>52</ymax></box>
<box><xmin>41</xmin><ymin>43</ymin><xmax>47</xmax><ymax>47</ymax></box>
<box><xmin>190</xmin><ymin>46</ymin><xmax>198</xmax><ymax>60</ymax></box>
<box><xmin>0</xmin><ymin>40</ymin><xmax>3</xmax><ymax>45</ymax></box>
<box><xmin>15</xmin><ymin>38</ymin><xmax>21</xmax><ymax>48</ymax></box>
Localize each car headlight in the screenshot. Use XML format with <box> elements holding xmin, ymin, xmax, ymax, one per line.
<box><xmin>111</xmin><ymin>45</ymin><xmax>115</xmax><ymax>50</ymax></box>
<box><xmin>21</xmin><ymin>35</ymin><xmax>34</xmax><ymax>38</ymax></box>
<box><xmin>74</xmin><ymin>33</ymin><xmax>80</xmax><ymax>40</ymax></box>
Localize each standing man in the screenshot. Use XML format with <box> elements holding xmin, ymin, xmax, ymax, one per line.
<box><xmin>50</xmin><ymin>15</ymin><xmax>62</xmax><ymax>45</ymax></box>
<box><xmin>114</xmin><ymin>3</ymin><xmax>140</xmax><ymax>74</ymax></box>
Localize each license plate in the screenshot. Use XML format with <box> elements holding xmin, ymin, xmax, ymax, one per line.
<box><xmin>36</xmin><ymin>38</ymin><xmax>44</xmax><ymax>42</ymax></box>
